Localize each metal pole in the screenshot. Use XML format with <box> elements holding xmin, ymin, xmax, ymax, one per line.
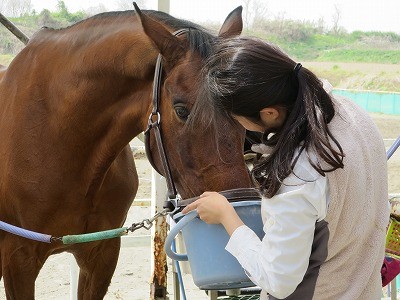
<box><xmin>0</xmin><ymin>13</ymin><xmax>29</xmax><ymax>45</ymax></box>
<box><xmin>150</xmin><ymin>170</ymin><xmax>169</xmax><ymax>299</ymax></box>
<box><xmin>387</xmin><ymin>136</ymin><xmax>400</xmax><ymax>160</ymax></box>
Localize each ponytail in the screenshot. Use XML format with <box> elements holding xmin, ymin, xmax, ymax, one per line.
<box><xmin>252</xmin><ymin>66</ymin><xmax>344</xmax><ymax>198</ymax></box>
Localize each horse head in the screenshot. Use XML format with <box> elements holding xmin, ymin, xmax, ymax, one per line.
<box><xmin>135</xmin><ymin>5</ymin><xmax>252</xmax><ymax>198</ymax></box>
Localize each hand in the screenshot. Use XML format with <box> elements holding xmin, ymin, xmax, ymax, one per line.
<box><xmin>181</xmin><ymin>191</ymin><xmax>244</xmax><ymax>235</ymax></box>
<box><xmin>182</xmin><ymin>191</ymin><xmax>231</xmax><ymax>224</ymax></box>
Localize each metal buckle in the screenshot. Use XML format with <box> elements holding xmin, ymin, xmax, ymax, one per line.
<box><xmin>148</xmin><ymin>112</ymin><xmax>160</xmax><ymax>127</ymax></box>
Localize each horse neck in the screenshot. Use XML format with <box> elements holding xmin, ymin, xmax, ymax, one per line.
<box><xmin>0</xmin><ymin>19</ymin><xmax>160</xmax><ymax>191</ymax></box>
<box><xmin>12</xmin><ymin>20</ymin><xmax>159</xmax><ymax>144</ymax></box>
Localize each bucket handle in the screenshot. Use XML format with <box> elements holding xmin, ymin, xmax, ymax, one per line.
<box><xmin>165</xmin><ymin>210</ymin><xmax>198</xmax><ymax>261</ymax></box>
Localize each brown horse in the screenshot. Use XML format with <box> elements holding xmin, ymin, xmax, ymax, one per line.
<box><xmin>0</xmin><ymin>5</ymin><xmax>251</xmax><ymax>300</ymax></box>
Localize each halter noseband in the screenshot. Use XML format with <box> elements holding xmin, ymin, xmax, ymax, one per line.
<box><xmin>144</xmin><ymin>28</ymin><xmax>188</xmax><ymax>205</ymax></box>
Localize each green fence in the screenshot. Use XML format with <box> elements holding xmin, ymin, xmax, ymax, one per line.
<box><xmin>332</xmin><ymin>89</ymin><xmax>400</xmax><ymax>115</ymax></box>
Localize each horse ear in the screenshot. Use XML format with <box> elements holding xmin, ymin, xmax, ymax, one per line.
<box><xmin>133</xmin><ymin>3</ymin><xmax>185</xmax><ymax>65</ymax></box>
<box><xmin>218</xmin><ymin>6</ymin><xmax>243</xmax><ymax>37</ymax></box>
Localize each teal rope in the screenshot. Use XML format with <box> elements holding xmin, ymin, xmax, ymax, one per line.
<box><xmin>62</xmin><ymin>227</ymin><xmax>128</xmax><ymax>244</ymax></box>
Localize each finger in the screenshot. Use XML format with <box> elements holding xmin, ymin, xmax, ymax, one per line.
<box><xmin>181</xmin><ymin>205</ymin><xmax>192</xmax><ymax>214</ymax></box>
<box><xmin>200</xmin><ymin>191</ymin><xmax>216</xmax><ymax>197</ymax></box>
<box><xmin>181</xmin><ymin>200</ymin><xmax>199</xmax><ymax>214</ymax></box>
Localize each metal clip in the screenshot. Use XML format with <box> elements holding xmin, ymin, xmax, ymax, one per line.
<box><xmin>149</xmin><ymin>209</ymin><xmax>169</xmax><ymax>223</ymax></box>
<box><xmin>127</xmin><ymin>222</ymin><xmax>145</xmax><ymax>232</ymax></box>
<box><xmin>127</xmin><ymin>209</ymin><xmax>169</xmax><ymax>233</ymax></box>
<box><xmin>50</xmin><ymin>236</ymin><xmax>63</xmax><ymax>243</ymax></box>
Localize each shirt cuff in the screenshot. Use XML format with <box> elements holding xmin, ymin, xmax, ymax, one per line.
<box><xmin>225</xmin><ymin>224</ymin><xmax>261</xmax><ymax>258</ymax></box>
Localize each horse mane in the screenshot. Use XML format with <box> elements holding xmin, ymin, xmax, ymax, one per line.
<box><xmin>146</xmin><ymin>10</ymin><xmax>217</xmax><ymax>59</ymax></box>
<box><xmin>44</xmin><ymin>10</ymin><xmax>217</xmax><ymax>60</ymax></box>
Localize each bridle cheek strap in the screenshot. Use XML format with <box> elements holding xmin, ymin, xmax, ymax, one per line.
<box><xmin>144</xmin><ymin>54</ymin><xmax>177</xmax><ymax>200</ymax></box>
<box><xmin>144</xmin><ymin>29</ymin><xmax>189</xmax><ymax>201</ymax></box>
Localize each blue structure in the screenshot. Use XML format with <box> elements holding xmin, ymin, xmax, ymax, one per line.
<box><xmin>332</xmin><ymin>89</ymin><xmax>400</xmax><ymax>115</ymax></box>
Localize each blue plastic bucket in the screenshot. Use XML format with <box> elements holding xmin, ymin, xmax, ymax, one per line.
<box><xmin>165</xmin><ymin>201</ymin><xmax>264</xmax><ymax>290</ymax></box>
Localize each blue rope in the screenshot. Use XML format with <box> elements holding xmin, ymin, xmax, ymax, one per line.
<box><xmin>0</xmin><ymin>220</ymin><xmax>128</xmax><ymax>244</ymax></box>
<box><xmin>0</xmin><ymin>220</ymin><xmax>52</xmax><ymax>243</ymax></box>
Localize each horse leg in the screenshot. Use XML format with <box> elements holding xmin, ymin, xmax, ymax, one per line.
<box><xmin>73</xmin><ymin>238</ymin><xmax>121</xmax><ymax>300</ymax></box>
<box><xmin>1</xmin><ymin>237</ymin><xmax>46</xmax><ymax>300</ymax></box>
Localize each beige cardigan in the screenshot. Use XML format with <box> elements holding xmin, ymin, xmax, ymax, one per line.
<box><xmin>314</xmin><ymin>95</ymin><xmax>390</xmax><ymax>299</ymax></box>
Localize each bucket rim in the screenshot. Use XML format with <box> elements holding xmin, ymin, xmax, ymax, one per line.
<box><xmin>173</xmin><ymin>200</ymin><xmax>261</xmax><ymax>220</ymax></box>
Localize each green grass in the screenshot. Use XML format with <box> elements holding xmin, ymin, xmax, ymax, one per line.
<box><xmin>248</xmin><ymin>27</ymin><xmax>400</xmax><ymax>64</ymax></box>
<box><xmin>0</xmin><ymin>54</ymin><xmax>14</xmax><ymax>66</ymax></box>
<box><xmin>308</xmin><ymin>64</ymin><xmax>400</xmax><ymax>92</ymax></box>
<box><xmin>317</xmin><ymin>49</ymin><xmax>400</xmax><ymax>64</ymax></box>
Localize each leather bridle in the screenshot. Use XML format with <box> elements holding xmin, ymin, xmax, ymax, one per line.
<box><xmin>144</xmin><ymin>29</ymin><xmax>188</xmax><ymax>206</ymax></box>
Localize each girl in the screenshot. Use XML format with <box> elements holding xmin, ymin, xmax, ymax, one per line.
<box><xmin>183</xmin><ymin>37</ymin><xmax>389</xmax><ymax>299</ymax></box>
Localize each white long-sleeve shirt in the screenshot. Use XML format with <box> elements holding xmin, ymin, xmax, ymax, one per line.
<box><xmin>226</xmin><ymin>149</ymin><xmax>329</xmax><ymax>299</ymax></box>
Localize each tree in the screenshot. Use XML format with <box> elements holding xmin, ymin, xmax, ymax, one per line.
<box><xmin>241</xmin><ymin>0</ymin><xmax>251</xmax><ymax>29</ymax></box>
<box><xmin>37</xmin><ymin>9</ymin><xmax>60</xmax><ymax>28</ymax></box>
<box><xmin>114</xmin><ymin>0</ymin><xmax>146</xmax><ymax>11</ymax></box>
<box><xmin>85</xmin><ymin>3</ymin><xmax>108</xmax><ymax>16</ymax></box>
<box><xmin>0</xmin><ymin>0</ymin><xmax>6</xmax><ymax>13</ymax></box>
<box><xmin>57</xmin><ymin>0</ymin><xmax>69</xmax><ymax>18</ymax></box>
<box><xmin>316</xmin><ymin>17</ymin><xmax>326</xmax><ymax>34</ymax></box>
<box><xmin>252</xmin><ymin>0</ymin><xmax>268</xmax><ymax>29</ymax></box>
<box><xmin>1</xmin><ymin>0</ymin><xmax>32</xmax><ymax>17</ymax></box>
<box><xmin>241</xmin><ymin>0</ymin><xmax>268</xmax><ymax>30</ymax></box>
<box><xmin>331</xmin><ymin>4</ymin><xmax>342</xmax><ymax>35</ymax></box>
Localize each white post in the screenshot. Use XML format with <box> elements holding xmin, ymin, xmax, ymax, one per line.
<box><xmin>208</xmin><ymin>290</ymin><xmax>218</xmax><ymax>300</ymax></box>
<box><xmin>150</xmin><ymin>170</ymin><xmax>169</xmax><ymax>299</ymax></box>
<box><xmin>391</xmin><ymin>279</ymin><xmax>397</xmax><ymax>300</ymax></box>
<box><xmin>158</xmin><ymin>0</ymin><xmax>170</xmax><ymax>13</ymax></box>
<box><xmin>150</xmin><ymin>1</ymin><xmax>170</xmax><ymax>297</ymax></box>
<box><xmin>69</xmin><ymin>255</ymin><xmax>79</xmax><ymax>300</ymax></box>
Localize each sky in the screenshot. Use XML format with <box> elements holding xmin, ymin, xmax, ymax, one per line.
<box><xmin>30</xmin><ymin>0</ymin><xmax>400</xmax><ymax>33</ymax></box>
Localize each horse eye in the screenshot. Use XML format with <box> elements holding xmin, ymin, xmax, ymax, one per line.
<box><xmin>174</xmin><ymin>105</ymin><xmax>190</xmax><ymax>121</ymax></box>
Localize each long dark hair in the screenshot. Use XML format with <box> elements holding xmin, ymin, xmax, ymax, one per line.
<box><xmin>193</xmin><ymin>37</ymin><xmax>344</xmax><ymax>198</ymax></box>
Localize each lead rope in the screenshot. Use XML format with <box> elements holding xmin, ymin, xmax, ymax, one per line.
<box><xmin>0</xmin><ymin>209</ymin><xmax>169</xmax><ymax>244</ymax></box>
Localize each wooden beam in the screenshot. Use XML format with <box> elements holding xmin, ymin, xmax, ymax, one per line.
<box><xmin>0</xmin><ymin>13</ymin><xmax>29</xmax><ymax>45</ymax></box>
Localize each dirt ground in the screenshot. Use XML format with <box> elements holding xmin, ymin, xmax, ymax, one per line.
<box><xmin>0</xmin><ymin>113</ymin><xmax>399</xmax><ymax>300</ymax></box>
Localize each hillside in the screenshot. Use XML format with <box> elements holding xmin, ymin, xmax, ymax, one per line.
<box><xmin>304</xmin><ymin>62</ymin><xmax>400</xmax><ymax>92</ymax></box>
<box><xmin>1</xmin><ymin>8</ymin><xmax>399</xmax><ymax>92</ymax></box>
